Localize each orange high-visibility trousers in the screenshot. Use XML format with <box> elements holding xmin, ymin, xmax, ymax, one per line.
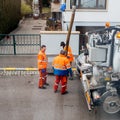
<box><xmin>54</xmin><ymin>75</ymin><xmax>67</xmax><ymax>94</ymax></box>
<box><xmin>38</xmin><ymin>69</ymin><xmax>47</xmax><ymax>87</ymax></box>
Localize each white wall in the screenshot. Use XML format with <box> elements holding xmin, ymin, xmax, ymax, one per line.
<box><xmin>40</xmin><ymin>31</ymin><xmax>80</xmax><ymax>55</ymax></box>
<box><xmin>62</xmin><ymin>0</ymin><xmax>120</xmax><ymax>30</ymax></box>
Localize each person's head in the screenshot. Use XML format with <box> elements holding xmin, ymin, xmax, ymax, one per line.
<box><xmin>40</xmin><ymin>45</ymin><xmax>46</xmax><ymax>52</ymax></box>
<box><xmin>60</xmin><ymin>50</ymin><xmax>67</xmax><ymax>56</ymax></box>
<box><xmin>60</xmin><ymin>41</ymin><xmax>65</xmax><ymax>48</ymax></box>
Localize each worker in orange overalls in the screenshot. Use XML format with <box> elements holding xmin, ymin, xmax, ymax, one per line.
<box><xmin>37</xmin><ymin>45</ymin><xmax>49</xmax><ymax>89</ymax></box>
<box><xmin>60</xmin><ymin>41</ymin><xmax>74</xmax><ymax>80</ymax></box>
<box><xmin>52</xmin><ymin>50</ymin><xmax>72</xmax><ymax>95</ymax></box>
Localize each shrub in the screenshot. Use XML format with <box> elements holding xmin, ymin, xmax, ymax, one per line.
<box><xmin>0</xmin><ymin>0</ymin><xmax>21</xmax><ymax>34</ymax></box>
<box><xmin>21</xmin><ymin>2</ymin><xmax>32</xmax><ymax>16</ymax></box>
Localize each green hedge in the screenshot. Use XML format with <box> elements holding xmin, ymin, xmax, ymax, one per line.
<box><xmin>21</xmin><ymin>2</ymin><xmax>32</xmax><ymax>16</ymax></box>
<box><xmin>0</xmin><ymin>0</ymin><xmax>21</xmax><ymax>34</ymax></box>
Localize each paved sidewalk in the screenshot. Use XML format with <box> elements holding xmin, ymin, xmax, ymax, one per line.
<box><xmin>0</xmin><ymin>55</ymin><xmax>56</xmax><ymax>74</ymax></box>
<box><xmin>12</xmin><ymin>17</ymin><xmax>46</xmax><ymax>34</ymax></box>
<box><xmin>0</xmin><ymin>16</ymin><xmax>56</xmax><ymax>69</ymax></box>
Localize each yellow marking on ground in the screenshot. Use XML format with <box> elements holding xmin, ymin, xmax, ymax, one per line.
<box><xmin>5</xmin><ymin>68</ymin><xmax>16</xmax><ymax>71</ymax></box>
<box><xmin>0</xmin><ymin>67</ymin><xmax>76</xmax><ymax>71</ymax></box>
<box><xmin>25</xmin><ymin>68</ymin><xmax>38</xmax><ymax>71</ymax></box>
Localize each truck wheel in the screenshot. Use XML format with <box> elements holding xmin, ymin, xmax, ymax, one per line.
<box><xmin>103</xmin><ymin>95</ymin><xmax>120</xmax><ymax>114</ymax></box>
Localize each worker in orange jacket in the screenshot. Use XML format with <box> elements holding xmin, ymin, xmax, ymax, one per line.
<box><xmin>38</xmin><ymin>45</ymin><xmax>49</xmax><ymax>89</ymax></box>
<box><xmin>52</xmin><ymin>50</ymin><xmax>72</xmax><ymax>95</ymax></box>
<box><xmin>60</xmin><ymin>41</ymin><xmax>74</xmax><ymax>80</ymax></box>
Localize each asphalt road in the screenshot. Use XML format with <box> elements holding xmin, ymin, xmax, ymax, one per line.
<box><xmin>0</xmin><ymin>74</ymin><xmax>119</xmax><ymax>120</ymax></box>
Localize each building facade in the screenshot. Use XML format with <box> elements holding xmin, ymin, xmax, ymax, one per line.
<box><xmin>62</xmin><ymin>0</ymin><xmax>120</xmax><ymax>31</ymax></box>
<box><xmin>60</xmin><ymin>0</ymin><xmax>120</xmax><ymax>48</ymax></box>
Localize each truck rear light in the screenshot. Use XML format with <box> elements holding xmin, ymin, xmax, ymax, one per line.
<box><xmin>92</xmin><ymin>91</ymin><xmax>100</xmax><ymax>100</ymax></box>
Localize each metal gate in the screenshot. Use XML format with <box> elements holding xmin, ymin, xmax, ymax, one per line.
<box><xmin>0</xmin><ymin>34</ymin><xmax>41</xmax><ymax>55</ymax></box>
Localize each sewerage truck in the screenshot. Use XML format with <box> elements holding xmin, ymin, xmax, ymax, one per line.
<box><xmin>76</xmin><ymin>25</ymin><xmax>120</xmax><ymax>114</ymax></box>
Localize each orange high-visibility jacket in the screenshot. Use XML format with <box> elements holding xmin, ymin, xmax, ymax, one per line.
<box><xmin>64</xmin><ymin>46</ymin><xmax>74</xmax><ymax>62</ymax></box>
<box><xmin>52</xmin><ymin>54</ymin><xmax>71</xmax><ymax>75</ymax></box>
<box><xmin>38</xmin><ymin>50</ymin><xmax>47</xmax><ymax>69</ymax></box>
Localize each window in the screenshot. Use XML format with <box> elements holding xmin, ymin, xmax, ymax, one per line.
<box><xmin>70</xmin><ymin>0</ymin><xmax>107</xmax><ymax>9</ymax></box>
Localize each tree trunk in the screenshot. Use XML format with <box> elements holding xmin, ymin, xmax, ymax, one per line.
<box><xmin>39</xmin><ymin>0</ymin><xmax>42</xmax><ymax>13</ymax></box>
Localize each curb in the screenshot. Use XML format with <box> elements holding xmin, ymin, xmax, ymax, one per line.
<box><xmin>0</xmin><ymin>67</ymin><xmax>76</xmax><ymax>71</ymax></box>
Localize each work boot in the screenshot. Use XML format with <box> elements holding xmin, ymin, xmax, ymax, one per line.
<box><xmin>39</xmin><ymin>86</ymin><xmax>46</xmax><ymax>89</ymax></box>
<box><xmin>54</xmin><ymin>90</ymin><xmax>58</xmax><ymax>93</ymax></box>
<box><xmin>61</xmin><ymin>91</ymin><xmax>69</xmax><ymax>95</ymax></box>
<box><xmin>69</xmin><ymin>77</ymin><xmax>73</xmax><ymax>80</ymax></box>
<box><xmin>44</xmin><ymin>83</ymin><xmax>49</xmax><ymax>86</ymax></box>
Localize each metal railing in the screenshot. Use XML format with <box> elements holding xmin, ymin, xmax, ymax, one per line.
<box><xmin>0</xmin><ymin>34</ymin><xmax>41</xmax><ymax>55</ymax></box>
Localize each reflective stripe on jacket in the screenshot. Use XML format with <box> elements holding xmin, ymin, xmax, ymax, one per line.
<box><xmin>64</xmin><ymin>46</ymin><xmax>74</xmax><ymax>62</ymax></box>
<box><xmin>38</xmin><ymin>51</ymin><xmax>47</xmax><ymax>69</ymax></box>
<box><xmin>52</xmin><ymin>54</ymin><xmax>71</xmax><ymax>76</ymax></box>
